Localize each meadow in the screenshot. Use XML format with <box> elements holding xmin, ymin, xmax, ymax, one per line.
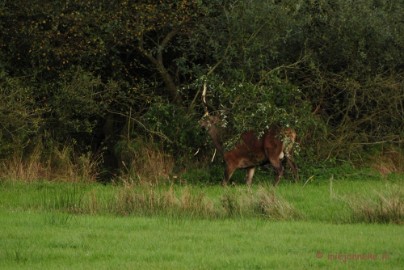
<box><xmin>0</xmin><ymin>171</ymin><xmax>403</xmax><ymax>269</ymax></box>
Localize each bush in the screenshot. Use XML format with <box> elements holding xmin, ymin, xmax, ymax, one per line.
<box><xmin>142</xmin><ymin>99</ymin><xmax>207</xmax><ymax>159</ymax></box>
<box><xmin>0</xmin><ymin>72</ymin><xmax>42</xmax><ymax>157</ymax></box>
<box><xmin>0</xmin><ymin>0</ymin><xmax>403</xmax><ymax>181</ymax></box>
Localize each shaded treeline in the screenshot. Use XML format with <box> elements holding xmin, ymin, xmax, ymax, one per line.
<box><xmin>0</xmin><ymin>0</ymin><xmax>403</xmax><ymax>181</ymax></box>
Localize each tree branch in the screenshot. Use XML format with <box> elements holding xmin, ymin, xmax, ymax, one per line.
<box><xmin>107</xmin><ymin>109</ymin><xmax>174</xmax><ymax>144</ymax></box>
<box><xmin>137</xmin><ymin>29</ymin><xmax>181</xmax><ymax>103</ymax></box>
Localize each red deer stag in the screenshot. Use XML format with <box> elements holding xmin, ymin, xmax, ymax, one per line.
<box><xmin>200</xmin><ymin>83</ymin><xmax>298</xmax><ymax>186</ymax></box>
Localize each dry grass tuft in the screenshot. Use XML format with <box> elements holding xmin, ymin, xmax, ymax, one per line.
<box><xmin>371</xmin><ymin>149</ymin><xmax>404</xmax><ymax>176</ymax></box>
<box><xmin>254</xmin><ymin>187</ymin><xmax>301</xmax><ymax>220</ymax></box>
<box><xmin>117</xmin><ymin>138</ymin><xmax>174</xmax><ymax>184</ymax></box>
<box><xmin>113</xmin><ymin>184</ymin><xmax>217</xmax><ymax>218</ymax></box>
<box><xmin>220</xmin><ymin>187</ymin><xmax>301</xmax><ymax>220</ymax></box>
<box><xmin>0</xmin><ymin>152</ymin><xmax>45</xmax><ymax>182</ymax></box>
<box><xmin>348</xmin><ymin>186</ymin><xmax>403</xmax><ymax>224</ymax></box>
<box><xmin>0</xmin><ymin>144</ymin><xmax>99</xmax><ymax>182</ymax></box>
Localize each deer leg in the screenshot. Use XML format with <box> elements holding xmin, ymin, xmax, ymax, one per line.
<box><xmin>223</xmin><ymin>163</ymin><xmax>236</xmax><ymax>186</ymax></box>
<box><xmin>245</xmin><ymin>167</ymin><xmax>256</xmax><ymax>186</ymax></box>
<box><xmin>269</xmin><ymin>158</ymin><xmax>284</xmax><ymax>186</ymax></box>
<box><xmin>286</xmin><ymin>157</ymin><xmax>299</xmax><ymax>182</ymax></box>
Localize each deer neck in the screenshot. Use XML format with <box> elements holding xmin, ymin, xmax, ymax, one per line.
<box><xmin>207</xmin><ymin>124</ymin><xmax>225</xmax><ymax>154</ymax></box>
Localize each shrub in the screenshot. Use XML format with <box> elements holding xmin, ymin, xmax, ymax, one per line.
<box><xmin>0</xmin><ymin>72</ymin><xmax>42</xmax><ymax>157</ymax></box>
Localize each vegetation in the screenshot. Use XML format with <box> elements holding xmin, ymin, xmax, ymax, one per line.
<box><xmin>0</xmin><ymin>0</ymin><xmax>403</xmax><ymax>181</ymax></box>
<box><xmin>0</xmin><ymin>177</ymin><xmax>403</xmax><ymax>269</ymax></box>
<box><xmin>1</xmin><ymin>211</ymin><xmax>403</xmax><ymax>270</ymax></box>
<box><xmin>1</xmin><ymin>4</ymin><xmax>403</xmax><ymax>269</ymax></box>
<box><xmin>1</xmin><ymin>171</ymin><xmax>402</xmax><ymax>223</ymax></box>
<box><xmin>1</xmin><ymin>209</ymin><xmax>402</xmax><ymax>270</ymax></box>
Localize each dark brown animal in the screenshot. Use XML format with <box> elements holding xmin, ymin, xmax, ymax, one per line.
<box><xmin>200</xmin><ymin>114</ymin><xmax>298</xmax><ymax>186</ymax></box>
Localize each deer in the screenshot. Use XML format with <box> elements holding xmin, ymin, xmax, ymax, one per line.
<box><xmin>200</xmin><ymin>82</ymin><xmax>298</xmax><ymax>186</ymax></box>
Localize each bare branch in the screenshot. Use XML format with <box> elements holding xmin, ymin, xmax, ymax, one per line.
<box><xmin>107</xmin><ymin>109</ymin><xmax>173</xmax><ymax>144</ymax></box>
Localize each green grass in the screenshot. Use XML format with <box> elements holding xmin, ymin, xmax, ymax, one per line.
<box><xmin>0</xmin><ymin>209</ymin><xmax>403</xmax><ymax>269</ymax></box>
<box><xmin>0</xmin><ymin>210</ymin><xmax>404</xmax><ymax>269</ymax></box>
<box><xmin>0</xmin><ymin>174</ymin><xmax>403</xmax><ymax>269</ymax></box>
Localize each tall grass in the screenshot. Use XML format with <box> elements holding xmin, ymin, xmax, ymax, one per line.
<box><xmin>0</xmin><ymin>143</ymin><xmax>99</xmax><ymax>182</ymax></box>
<box><xmin>40</xmin><ymin>184</ymin><xmax>84</xmax><ymax>213</ymax></box>
<box><xmin>220</xmin><ymin>187</ymin><xmax>301</xmax><ymax>220</ymax></box>
<box><xmin>1</xmin><ymin>169</ymin><xmax>402</xmax><ymax>224</ymax></box>
<box><xmin>34</xmin><ymin>182</ymin><xmax>301</xmax><ymax>220</ymax></box>
<box><xmin>371</xmin><ymin>148</ymin><xmax>404</xmax><ymax>176</ymax></box>
<box><xmin>255</xmin><ymin>187</ymin><xmax>301</xmax><ymax>220</ymax></box>
<box><xmin>0</xmin><ymin>152</ymin><xmax>44</xmax><ymax>182</ymax></box>
<box><xmin>348</xmin><ymin>185</ymin><xmax>403</xmax><ymax>224</ymax></box>
<box><xmin>115</xmin><ymin>138</ymin><xmax>175</xmax><ymax>184</ymax></box>
<box><xmin>113</xmin><ymin>184</ymin><xmax>216</xmax><ymax>218</ymax></box>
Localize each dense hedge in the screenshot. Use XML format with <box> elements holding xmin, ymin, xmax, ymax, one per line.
<box><xmin>0</xmin><ymin>0</ymin><xmax>403</xmax><ymax>179</ymax></box>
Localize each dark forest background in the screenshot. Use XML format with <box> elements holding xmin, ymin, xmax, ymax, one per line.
<box><xmin>1</xmin><ymin>0</ymin><xmax>403</xmax><ymax>182</ymax></box>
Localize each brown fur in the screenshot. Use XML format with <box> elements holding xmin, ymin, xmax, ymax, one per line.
<box><xmin>201</xmin><ymin>115</ymin><xmax>298</xmax><ymax>186</ymax></box>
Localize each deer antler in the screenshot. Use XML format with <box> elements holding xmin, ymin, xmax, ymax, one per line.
<box><xmin>202</xmin><ymin>80</ymin><xmax>209</xmax><ymax>116</ymax></box>
<box><xmin>201</xmin><ymin>79</ymin><xmax>217</xmax><ymax>161</ymax></box>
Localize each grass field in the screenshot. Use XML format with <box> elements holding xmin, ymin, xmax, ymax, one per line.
<box><xmin>0</xmin><ymin>172</ymin><xmax>403</xmax><ymax>269</ymax></box>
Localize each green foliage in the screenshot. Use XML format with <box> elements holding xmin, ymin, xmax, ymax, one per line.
<box><xmin>205</xmin><ymin>74</ymin><xmax>318</xmax><ymax>149</ymax></box>
<box><xmin>197</xmin><ymin>0</ymin><xmax>404</xmax><ymax>162</ymax></box>
<box><xmin>0</xmin><ymin>0</ymin><xmax>403</xmax><ymax>180</ymax></box>
<box><xmin>0</xmin><ymin>72</ymin><xmax>42</xmax><ymax>156</ymax></box>
<box><xmin>47</xmin><ymin>68</ymin><xmax>108</xmax><ymax>140</ymax></box>
<box><xmin>142</xmin><ymin>99</ymin><xmax>206</xmax><ymax>156</ymax></box>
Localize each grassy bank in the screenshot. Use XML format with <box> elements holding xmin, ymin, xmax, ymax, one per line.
<box><xmin>1</xmin><ymin>175</ymin><xmax>402</xmax><ymax>223</ymax></box>
<box><xmin>0</xmin><ymin>175</ymin><xmax>403</xmax><ymax>269</ymax></box>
